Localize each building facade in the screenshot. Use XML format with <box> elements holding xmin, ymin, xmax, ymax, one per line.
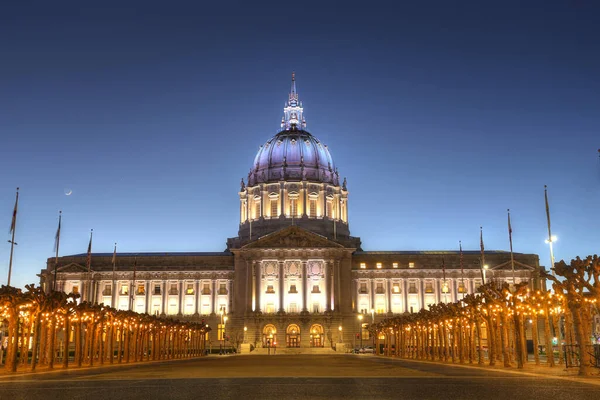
<box><xmin>39</xmin><ymin>74</ymin><xmax>545</xmax><ymax>351</ymax></box>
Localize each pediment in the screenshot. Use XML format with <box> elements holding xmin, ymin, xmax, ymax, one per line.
<box><xmin>490</xmin><ymin>260</ymin><xmax>535</xmax><ymax>271</ymax></box>
<box><xmin>57</xmin><ymin>263</ymin><xmax>88</xmax><ymax>273</ymax></box>
<box><xmin>242</xmin><ymin>226</ymin><xmax>344</xmax><ymax>249</ymax></box>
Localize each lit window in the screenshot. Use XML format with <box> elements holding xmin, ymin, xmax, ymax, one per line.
<box><xmin>72</xmin><ymin>285</ymin><xmax>79</xmax><ymax>294</ymax></box>
<box><xmin>393</xmin><ymin>262</ymin><xmax>399</xmax><ymax>268</ymax></box>
<box><xmin>376</xmin><ymin>262</ymin><xmax>382</xmax><ymax>269</ymax></box>
<box><xmin>311</xmin><ymin>285</ymin><xmax>320</xmax><ymax>293</ymax></box>
<box><xmin>326</xmin><ymin>201</ymin><xmax>332</xmax><ymax>217</ymax></box>
<box><xmin>458</xmin><ymin>281</ymin><xmax>466</xmax><ymax>293</ymax></box>
<box><xmin>270</xmin><ymin>199</ymin><xmax>278</xmax><ymax>217</ymax></box>
<box><xmin>137</xmin><ymin>284</ymin><xmax>145</xmax><ymax>295</ymax></box>
<box><xmin>289</xmin><ymin>303</ymin><xmax>298</xmax><ymax>313</ymax></box>
<box><xmin>290</xmin><ymin>198</ymin><xmax>298</xmax><ymax>217</ymax></box>
<box><xmin>186</xmin><ymin>283</ymin><xmax>194</xmax><ymax>295</ymax></box>
<box><xmin>309</xmin><ymin>199</ymin><xmax>317</xmax><ymax>217</ymax></box>
<box><xmin>289</xmin><ymin>284</ymin><xmax>298</xmax><ymax>294</ymax></box>
<box><xmin>425</xmin><ymin>282</ymin><xmax>434</xmax><ymax>293</ymax></box>
<box><xmin>376</xmin><ymin>305</ymin><xmax>385</xmax><ymax>314</ymax></box>
<box><xmin>393</xmin><ymin>283</ymin><xmax>401</xmax><ymax>293</ymax></box>
<box><xmin>441</xmin><ymin>282</ymin><xmax>449</xmax><ymax>293</ymax></box>
<box><xmin>120</xmin><ymin>284</ymin><xmax>128</xmax><ymax>295</ymax></box>
<box><xmin>266</xmin><ymin>285</ymin><xmax>275</xmax><ymax>294</ymax></box>
<box><xmin>409</xmin><ymin>262</ymin><xmax>415</xmax><ymax>268</ymax></box>
<box><xmin>360</xmin><ymin>263</ymin><xmax>366</xmax><ymax>269</ymax></box>
<box><xmin>265</xmin><ymin>303</ymin><xmax>275</xmax><ymax>313</ymax></box>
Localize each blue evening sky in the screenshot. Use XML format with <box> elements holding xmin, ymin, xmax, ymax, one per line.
<box><xmin>1</xmin><ymin>1</ymin><xmax>599</xmax><ymax>288</ymax></box>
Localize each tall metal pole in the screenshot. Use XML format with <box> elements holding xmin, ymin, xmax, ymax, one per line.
<box><xmin>7</xmin><ymin>187</ymin><xmax>19</xmax><ymax>287</ymax></box>
<box><xmin>545</xmin><ymin>185</ymin><xmax>556</xmax><ymax>277</ymax></box>
<box><xmin>52</xmin><ymin>210</ymin><xmax>62</xmax><ymax>291</ymax></box>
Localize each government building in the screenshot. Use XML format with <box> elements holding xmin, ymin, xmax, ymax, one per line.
<box><xmin>39</xmin><ymin>74</ymin><xmax>545</xmax><ymax>352</ymax></box>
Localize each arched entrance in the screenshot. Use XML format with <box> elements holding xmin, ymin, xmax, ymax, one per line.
<box><xmin>286</xmin><ymin>324</ymin><xmax>301</xmax><ymax>348</ymax></box>
<box><xmin>263</xmin><ymin>324</ymin><xmax>277</xmax><ymax>348</ymax></box>
<box><xmin>309</xmin><ymin>324</ymin><xmax>324</xmax><ymax>347</ymax></box>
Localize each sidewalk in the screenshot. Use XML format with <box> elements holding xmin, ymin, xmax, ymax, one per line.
<box><xmin>379</xmin><ymin>355</ymin><xmax>600</xmax><ymax>385</ymax></box>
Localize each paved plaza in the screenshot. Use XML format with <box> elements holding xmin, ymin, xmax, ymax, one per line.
<box><xmin>0</xmin><ymin>355</ymin><xmax>599</xmax><ymax>399</ymax></box>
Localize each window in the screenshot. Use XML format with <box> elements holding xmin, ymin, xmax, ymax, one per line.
<box><xmin>409</xmin><ymin>262</ymin><xmax>415</xmax><ymax>268</ymax></box>
<box><xmin>360</xmin><ymin>263</ymin><xmax>366</xmax><ymax>269</ymax></box>
<box><xmin>359</xmin><ymin>283</ymin><xmax>368</xmax><ymax>293</ymax></box>
<box><xmin>393</xmin><ymin>262</ymin><xmax>399</xmax><ymax>268</ymax></box>
<box><xmin>392</xmin><ymin>283</ymin><xmax>401</xmax><ymax>293</ymax></box>
<box><xmin>441</xmin><ymin>282</ymin><xmax>449</xmax><ymax>293</ymax></box>
<box><xmin>288</xmin><ymin>284</ymin><xmax>298</xmax><ymax>294</ymax></box>
<box><xmin>376</xmin><ymin>282</ymin><xmax>385</xmax><ymax>294</ymax></box>
<box><xmin>137</xmin><ymin>284</ymin><xmax>145</xmax><ymax>295</ymax></box>
<box><xmin>326</xmin><ymin>201</ymin><xmax>332</xmax><ymax>217</ymax></box>
<box><xmin>103</xmin><ymin>284</ymin><xmax>111</xmax><ymax>296</ymax></box>
<box><xmin>312</xmin><ymin>303</ymin><xmax>320</xmax><ymax>313</ymax></box>
<box><xmin>153</xmin><ymin>285</ymin><xmax>161</xmax><ymax>295</ymax></box>
<box><xmin>265</xmin><ymin>303</ymin><xmax>275</xmax><ymax>313</ymax></box>
<box><xmin>266</xmin><ymin>285</ymin><xmax>275</xmax><ymax>294</ymax></box>
<box><xmin>425</xmin><ymin>282</ymin><xmax>434</xmax><ymax>293</ymax></box>
<box><xmin>376</xmin><ymin>304</ymin><xmax>385</xmax><ymax>314</ymax></box>
<box><xmin>311</xmin><ymin>285</ymin><xmax>321</xmax><ymax>293</ymax></box>
<box><xmin>186</xmin><ymin>283</ymin><xmax>194</xmax><ymax>295</ymax></box>
<box><xmin>254</xmin><ymin>203</ymin><xmax>261</xmax><ymax>219</ymax></box>
<box><xmin>289</xmin><ymin>303</ymin><xmax>298</xmax><ymax>313</ymax></box>
<box><xmin>270</xmin><ymin>199</ymin><xmax>278</xmax><ymax>217</ymax></box>
<box><xmin>290</xmin><ymin>198</ymin><xmax>298</xmax><ymax>217</ymax></box>
<box><xmin>202</xmin><ymin>283</ymin><xmax>211</xmax><ymax>294</ymax></box>
<box><xmin>376</xmin><ymin>262</ymin><xmax>382</xmax><ymax>269</ymax></box>
<box><xmin>309</xmin><ymin>199</ymin><xmax>317</xmax><ymax>217</ymax></box>
<box><xmin>458</xmin><ymin>281</ymin><xmax>466</xmax><ymax>293</ymax></box>
<box><xmin>408</xmin><ymin>282</ymin><xmax>417</xmax><ymax>294</ymax></box>
<box><xmin>72</xmin><ymin>285</ymin><xmax>79</xmax><ymax>294</ymax></box>
<box><xmin>474</xmin><ymin>279</ymin><xmax>482</xmax><ymax>290</ymax></box>
<box><xmin>120</xmin><ymin>284</ymin><xmax>128</xmax><ymax>295</ymax></box>
<box><xmin>169</xmin><ymin>284</ymin><xmax>178</xmax><ymax>295</ymax></box>
<box><xmin>219</xmin><ymin>283</ymin><xmax>227</xmax><ymax>295</ymax></box>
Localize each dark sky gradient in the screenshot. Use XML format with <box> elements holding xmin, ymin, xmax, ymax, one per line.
<box><xmin>1</xmin><ymin>1</ymin><xmax>599</xmax><ymax>288</ymax></box>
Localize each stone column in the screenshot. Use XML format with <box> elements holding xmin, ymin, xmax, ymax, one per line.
<box><xmin>302</xmin><ymin>184</ymin><xmax>307</xmax><ymax>216</ymax></box>
<box><xmin>419</xmin><ymin>279</ymin><xmax>425</xmax><ymax>310</ymax></box>
<box><xmin>325</xmin><ymin>261</ymin><xmax>332</xmax><ymax>312</ymax></box>
<box><xmin>387</xmin><ymin>279</ymin><xmax>392</xmax><ymax>313</ymax></box>
<box><xmin>247</xmin><ymin>260</ymin><xmax>253</xmax><ymax>313</ymax></box>
<box><xmin>334</xmin><ymin>261</ymin><xmax>341</xmax><ymax>311</ymax></box>
<box><xmin>302</xmin><ymin>261</ymin><xmax>308</xmax><ymax>312</ymax></box>
<box><xmin>145</xmin><ymin>281</ymin><xmax>151</xmax><ymax>314</ymax></box>
<box><xmin>402</xmin><ymin>280</ymin><xmax>408</xmax><ymax>313</ymax></box>
<box><xmin>161</xmin><ymin>279</ymin><xmax>167</xmax><ymax>315</ymax></box>
<box><xmin>280</xmin><ymin>184</ymin><xmax>285</xmax><ymax>218</ymax></box>
<box><xmin>228</xmin><ymin>279</ymin><xmax>233</xmax><ymax>313</ymax></box>
<box><xmin>195</xmin><ymin>279</ymin><xmax>201</xmax><ymax>315</ymax></box>
<box><xmin>370</xmin><ymin>279</ymin><xmax>375</xmax><ymax>311</ymax></box>
<box><xmin>212</xmin><ymin>279</ymin><xmax>217</xmax><ymax>314</ymax></box>
<box><xmin>278</xmin><ymin>261</ymin><xmax>285</xmax><ymax>313</ymax></box>
<box><xmin>178</xmin><ymin>280</ymin><xmax>183</xmax><ymax>315</ymax></box>
<box><xmin>255</xmin><ymin>263</ymin><xmax>262</xmax><ymax>313</ymax></box>
<box><xmin>111</xmin><ymin>279</ymin><xmax>117</xmax><ymax>309</ymax></box>
<box><xmin>351</xmin><ymin>279</ymin><xmax>357</xmax><ymax>312</ymax></box>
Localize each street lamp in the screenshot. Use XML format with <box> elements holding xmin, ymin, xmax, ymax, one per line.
<box><xmin>545</xmin><ymin>235</ymin><xmax>557</xmax><ymax>273</ymax></box>
<box><xmin>243</xmin><ymin>326</ymin><xmax>247</xmax><ymax>344</ymax></box>
<box><xmin>358</xmin><ymin>314</ymin><xmax>364</xmax><ymax>350</ymax></box>
<box><xmin>483</xmin><ymin>264</ymin><xmax>489</xmax><ymax>284</ymax></box>
<box><xmin>338</xmin><ymin>325</ymin><xmax>342</xmax><ymax>343</ymax></box>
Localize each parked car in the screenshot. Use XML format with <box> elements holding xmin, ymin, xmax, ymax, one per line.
<box><xmin>358</xmin><ymin>346</ymin><xmax>375</xmax><ymax>354</ymax></box>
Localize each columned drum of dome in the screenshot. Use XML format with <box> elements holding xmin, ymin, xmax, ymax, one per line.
<box><xmin>228</xmin><ymin>74</ymin><xmax>358</xmax><ymax>247</ymax></box>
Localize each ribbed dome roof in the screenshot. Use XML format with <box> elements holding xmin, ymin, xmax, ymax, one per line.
<box><xmin>248</xmin><ymin>126</ymin><xmax>339</xmax><ymax>186</ymax></box>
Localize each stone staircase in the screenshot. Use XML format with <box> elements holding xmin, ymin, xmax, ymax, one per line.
<box><xmin>249</xmin><ymin>347</ymin><xmax>338</xmax><ymax>355</ymax></box>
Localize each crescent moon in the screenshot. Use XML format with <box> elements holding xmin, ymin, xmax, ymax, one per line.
<box><xmin>65</xmin><ymin>189</ymin><xmax>72</xmax><ymax>196</ymax></box>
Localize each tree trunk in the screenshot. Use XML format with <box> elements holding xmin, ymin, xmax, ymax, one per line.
<box><xmin>500</xmin><ymin>313</ymin><xmax>511</xmax><ymax>367</ymax></box>
<box><xmin>75</xmin><ymin>321</ymin><xmax>82</xmax><ymax>367</ymax></box>
<box><xmin>63</xmin><ymin>315</ymin><xmax>70</xmax><ymax>369</ymax></box>
<box><xmin>513</xmin><ymin>313</ymin><xmax>524</xmax><ymax>369</ymax></box>
<box><xmin>543</xmin><ymin>310</ymin><xmax>554</xmax><ymax>366</ymax></box>
<box><xmin>532</xmin><ymin>315</ymin><xmax>540</xmax><ymax>365</ymax></box>
<box><xmin>5</xmin><ymin>311</ymin><xmax>20</xmax><ymax>373</ymax></box>
<box><xmin>48</xmin><ymin>315</ymin><xmax>56</xmax><ymax>369</ymax></box>
<box><xmin>569</xmin><ymin>304</ymin><xmax>593</xmax><ymax>376</ymax></box>
<box><xmin>30</xmin><ymin>312</ymin><xmax>42</xmax><ymax>372</ymax></box>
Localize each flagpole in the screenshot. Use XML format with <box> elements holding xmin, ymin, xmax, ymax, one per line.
<box><xmin>53</xmin><ymin>210</ymin><xmax>62</xmax><ymax>291</ymax></box>
<box><xmin>7</xmin><ymin>187</ymin><xmax>19</xmax><ymax>287</ymax></box>
<box><xmin>459</xmin><ymin>240</ymin><xmax>465</xmax><ymax>300</ymax></box>
<box><xmin>480</xmin><ymin>226</ymin><xmax>486</xmax><ymax>285</ymax></box>
<box><xmin>508</xmin><ymin>209</ymin><xmax>515</xmax><ymax>284</ymax></box>
<box><xmin>544</xmin><ymin>185</ymin><xmax>557</xmax><ymax>277</ymax></box>
<box><xmin>112</xmin><ymin>242</ymin><xmax>117</xmax><ymax>307</ymax></box>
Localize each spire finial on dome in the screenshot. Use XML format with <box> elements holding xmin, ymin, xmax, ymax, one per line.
<box><xmin>282</xmin><ymin>72</ymin><xmax>306</xmax><ymax>130</ymax></box>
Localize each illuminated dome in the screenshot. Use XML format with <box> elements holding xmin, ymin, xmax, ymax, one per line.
<box><xmin>248</xmin><ymin>126</ymin><xmax>339</xmax><ymax>186</ymax></box>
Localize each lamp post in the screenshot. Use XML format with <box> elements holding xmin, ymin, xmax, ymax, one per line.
<box><xmin>243</xmin><ymin>326</ymin><xmax>247</xmax><ymax>344</ymax></box>
<box><xmin>358</xmin><ymin>314</ymin><xmax>364</xmax><ymax>350</ymax></box>
<box><xmin>483</xmin><ymin>265</ymin><xmax>489</xmax><ymax>285</ymax></box>
<box><xmin>545</xmin><ymin>235</ymin><xmax>557</xmax><ymax>277</ymax></box>
<box><xmin>338</xmin><ymin>325</ymin><xmax>342</xmax><ymax>343</ymax></box>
